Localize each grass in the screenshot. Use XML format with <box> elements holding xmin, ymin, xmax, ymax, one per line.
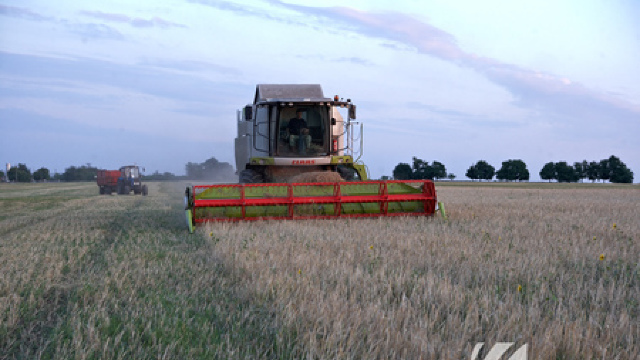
<box><xmin>0</xmin><ymin>181</ymin><xmax>638</xmax><ymax>359</ymax></box>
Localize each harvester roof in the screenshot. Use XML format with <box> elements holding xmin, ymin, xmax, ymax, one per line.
<box><xmin>254</xmin><ymin>84</ymin><xmax>331</xmax><ymax>104</ymax></box>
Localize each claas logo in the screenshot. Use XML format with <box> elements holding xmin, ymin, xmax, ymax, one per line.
<box><xmin>292</xmin><ymin>160</ymin><xmax>315</xmax><ymax>165</ymax></box>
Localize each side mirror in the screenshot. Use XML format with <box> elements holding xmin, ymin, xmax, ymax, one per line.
<box><xmin>244</xmin><ymin>105</ymin><xmax>253</xmax><ymax>120</ymax></box>
<box><xmin>331</xmin><ymin>118</ymin><xmax>337</xmax><ymax>125</ymax></box>
<box><xmin>348</xmin><ymin>105</ymin><xmax>356</xmax><ymax>119</ymax></box>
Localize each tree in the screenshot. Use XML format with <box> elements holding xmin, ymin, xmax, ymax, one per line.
<box><xmin>602</xmin><ymin>155</ymin><xmax>634</xmax><ymax>183</ymax></box>
<box><xmin>466</xmin><ymin>160</ymin><xmax>495</xmax><ymax>181</ymax></box>
<box><xmin>476</xmin><ymin>160</ymin><xmax>495</xmax><ymax>181</ymax></box>
<box><xmin>587</xmin><ymin>161</ymin><xmax>600</xmax><ymax>182</ymax></box>
<box><xmin>185</xmin><ymin>157</ymin><xmax>235</xmax><ymax>181</ymax></box>
<box><xmin>394</xmin><ymin>158</ymin><xmax>449</xmax><ymax>180</ymax></box>
<box><xmin>411</xmin><ymin>157</ymin><xmax>429</xmax><ymax>179</ymax></box>
<box><xmin>33</xmin><ymin>167</ymin><xmax>51</xmax><ymax>182</ymax></box>
<box><xmin>7</xmin><ymin>163</ymin><xmax>31</xmax><ymax>182</ymax></box>
<box><xmin>409</xmin><ymin>157</ymin><xmax>448</xmax><ymax>180</ymax></box>
<box><xmin>447</xmin><ymin>173</ymin><xmax>456</xmax><ymax>181</ymax></box>
<box><xmin>62</xmin><ymin>164</ymin><xmax>98</xmax><ymax>181</ymax></box>
<box><xmin>393</xmin><ymin>163</ymin><xmax>412</xmax><ymax>180</ymax></box>
<box><xmin>555</xmin><ymin>161</ymin><xmax>579</xmax><ymax>182</ymax></box>
<box><xmin>540</xmin><ymin>162</ymin><xmax>556</xmax><ymax>182</ymax></box>
<box><xmin>496</xmin><ymin>159</ymin><xmax>529</xmax><ymax>181</ymax></box>
<box><xmin>598</xmin><ymin>158</ymin><xmax>610</xmax><ymax>182</ymax></box>
<box><xmin>611</xmin><ymin>166</ymin><xmax>634</xmax><ymax>183</ymax></box>
<box><xmin>430</xmin><ymin>161</ymin><xmax>447</xmax><ymax>180</ymax></box>
<box><xmin>517</xmin><ymin>160</ymin><xmax>530</xmax><ymax>181</ymax></box>
<box><xmin>465</xmin><ymin>164</ymin><xmax>479</xmax><ymax>181</ymax></box>
<box><xmin>574</xmin><ymin>161</ymin><xmax>589</xmax><ymax>182</ymax></box>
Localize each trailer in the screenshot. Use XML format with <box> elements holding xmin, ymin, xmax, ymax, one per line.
<box><xmin>97</xmin><ymin>170</ymin><xmax>120</xmax><ymax>195</ymax></box>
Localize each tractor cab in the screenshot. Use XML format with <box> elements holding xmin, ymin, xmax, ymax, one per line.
<box><xmin>121</xmin><ymin>165</ymin><xmax>140</xmax><ymax>180</ymax></box>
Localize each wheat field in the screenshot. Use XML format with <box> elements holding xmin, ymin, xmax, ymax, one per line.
<box><xmin>0</xmin><ymin>181</ymin><xmax>638</xmax><ymax>359</ymax></box>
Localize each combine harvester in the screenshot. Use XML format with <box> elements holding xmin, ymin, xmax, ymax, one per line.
<box><xmin>184</xmin><ymin>84</ymin><xmax>442</xmax><ymax>233</ymax></box>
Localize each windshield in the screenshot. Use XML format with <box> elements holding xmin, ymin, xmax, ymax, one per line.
<box><xmin>276</xmin><ymin>105</ymin><xmax>328</xmax><ymax>156</ymax></box>
<box><xmin>123</xmin><ymin>167</ymin><xmax>139</xmax><ymax>178</ymax></box>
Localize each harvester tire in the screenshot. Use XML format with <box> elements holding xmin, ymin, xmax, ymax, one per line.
<box><xmin>239</xmin><ymin>169</ymin><xmax>264</xmax><ymax>183</ymax></box>
<box><xmin>99</xmin><ymin>187</ymin><xmax>104</xmax><ymax>195</ymax></box>
<box><xmin>337</xmin><ymin>166</ymin><xmax>356</xmax><ymax>181</ymax></box>
<box><xmin>142</xmin><ymin>185</ymin><xmax>148</xmax><ymax>196</ymax></box>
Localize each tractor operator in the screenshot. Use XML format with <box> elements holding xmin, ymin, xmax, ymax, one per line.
<box><xmin>288</xmin><ymin>109</ymin><xmax>311</xmax><ymax>151</ymax></box>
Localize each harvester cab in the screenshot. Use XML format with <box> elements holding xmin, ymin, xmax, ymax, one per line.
<box><xmin>184</xmin><ymin>84</ymin><xmax>440</xmax><ymax>233</ymax></box>
<box><xmin>234</xmin><ymin>84</ymin><xmax>366</xmax><ymax>183</ymax></box>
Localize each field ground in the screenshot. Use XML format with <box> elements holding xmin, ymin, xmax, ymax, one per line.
<box><xmin>0</xmin><ymin>181</ymin><xmax>638</xmax><ymax>359</ymax></box>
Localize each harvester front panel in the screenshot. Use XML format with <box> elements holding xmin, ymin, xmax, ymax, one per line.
<box><xmin>185</xmin><ymin>180</ymin><xmax>437</xmax><ymax>231</ymax></box>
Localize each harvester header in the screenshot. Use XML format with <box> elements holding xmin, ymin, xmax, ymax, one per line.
<box><xmin>185</xmin><ymin>179</ymin><xmax>437</xmax><ymax>233</ymax></box>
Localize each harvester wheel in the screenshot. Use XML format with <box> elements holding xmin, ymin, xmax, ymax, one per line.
<box><xmin>99</xmin><ymin>187</ymin><xmax>104</xmax><ymax>195</ymax></box>
<box><xmin>337</xmin><ymin>166</ymin><xmax>356</xmax><ymax>181</ymax></box>
<box><xmin>239</xmin><ymin>169</ymin><xmax>264</xmax><ymax>183</ymax></box>
<box><xmin>142</xmin><ymin>185</ymin><xmax>148</xmax><ymax>196</ymax></box>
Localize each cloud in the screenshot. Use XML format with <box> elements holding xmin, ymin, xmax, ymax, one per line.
<box><xmin>294</xmin><ymin>54</ymin><xmax>373</xmax><ymax>66</ymax></box>
<box><xmin>188</xmin><ymin>0</ymin><xmax>305</xmax><ymax>27</ymax></box>
<box><xmin>80</xmin><ymin>10</ymin><xmax>186</xmax><ymax>29</ymax></box>
<box><xmin>0</xmin><ymin>51</ymin><xmax>246</xmax><ymax>106</ymax></box>
<box><xmin>334</xmin><ymin>56</ymin><xmax>374</xmax><ymax>66</ymax></box>
<box><xmin>67</xmin><ymin>23</ymin><xmax>126</xmax><ymax>41</ymax></box>
<box><xmin>266</xmin><ymin>2</ymin><xmax>640</xmax><ymax>124</ymax></box>
<box><xmin>0</xmin><ymin>4</ymin><xmax>51</xmax><ymax>21</ymax></box>
<box><xmin>142</xmin><ymin>58</ymin><xmax>241</xmax><ymax>75</ymax></box>
<box><xmin>188</xmin><ymin>0</ymin><xmax>261</xmax><ymax>16</ymax></box>
<box><xmin>0</xmin><ymin>5</ymin><xmax>127</xmax><ymax>41</ymax></box>
<box><xmin>405</xmin><ymin>101</ymin><xmax>475</xmax><ymax>118</ymax></box>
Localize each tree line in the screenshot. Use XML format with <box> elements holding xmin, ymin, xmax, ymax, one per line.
<box><xmin>392</xmin><ymin>157</ymin><xmax>452</xmax><ymax>181</ymax></box>
<box><xmin>1</xmin><ymin>157</ymin><xmax>235</xmax><ymax>182</ymax></box>
<box><xmin>539</xmin><ymin>156</ymin><xmax>633</xmax><ymax>183</ymax></box>
<box><xmin>2</xmin><ymin>163</ymin><xmax>117</xmax><ymax>182</ymax></box>
<box><xmin>185</xmin><ymin>157</ymin><xmax>236</xmax><ymax>182</ymax></box>
<box><xmin>2</xmin><ymin>164</ymin><xmax>54</xmax><ymax>182</ymax></box>
<box><xmin>391</xmin><ymin>155</ymin><xmax>634</xmax><ymax>183</ymax></box>
<box><xmin>466</xmin><ymin>159</ymin><xmax>530</xmax><ymax>182</ymax></box>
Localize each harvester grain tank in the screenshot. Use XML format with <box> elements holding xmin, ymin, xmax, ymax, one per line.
<box><xmin>97</xmin><ymin>165</ymin><xmax>148</xmax><ymax>195</ymax></box>
<box><xmin>184</xmin><ymin>84</ymin><xmax>439</xmax><ymax>232</ymax></box>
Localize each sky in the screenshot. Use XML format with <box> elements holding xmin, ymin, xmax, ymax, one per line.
<box><xmin>1</xmin><ymin>0</ymin><xmax>639</xmax><ymax>181</ymax></box>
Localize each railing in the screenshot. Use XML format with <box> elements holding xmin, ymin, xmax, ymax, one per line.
<box><xmin>189</xmin><ymin>180</ymin><xmax>437</xmax><ymax>223</ymax></box>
